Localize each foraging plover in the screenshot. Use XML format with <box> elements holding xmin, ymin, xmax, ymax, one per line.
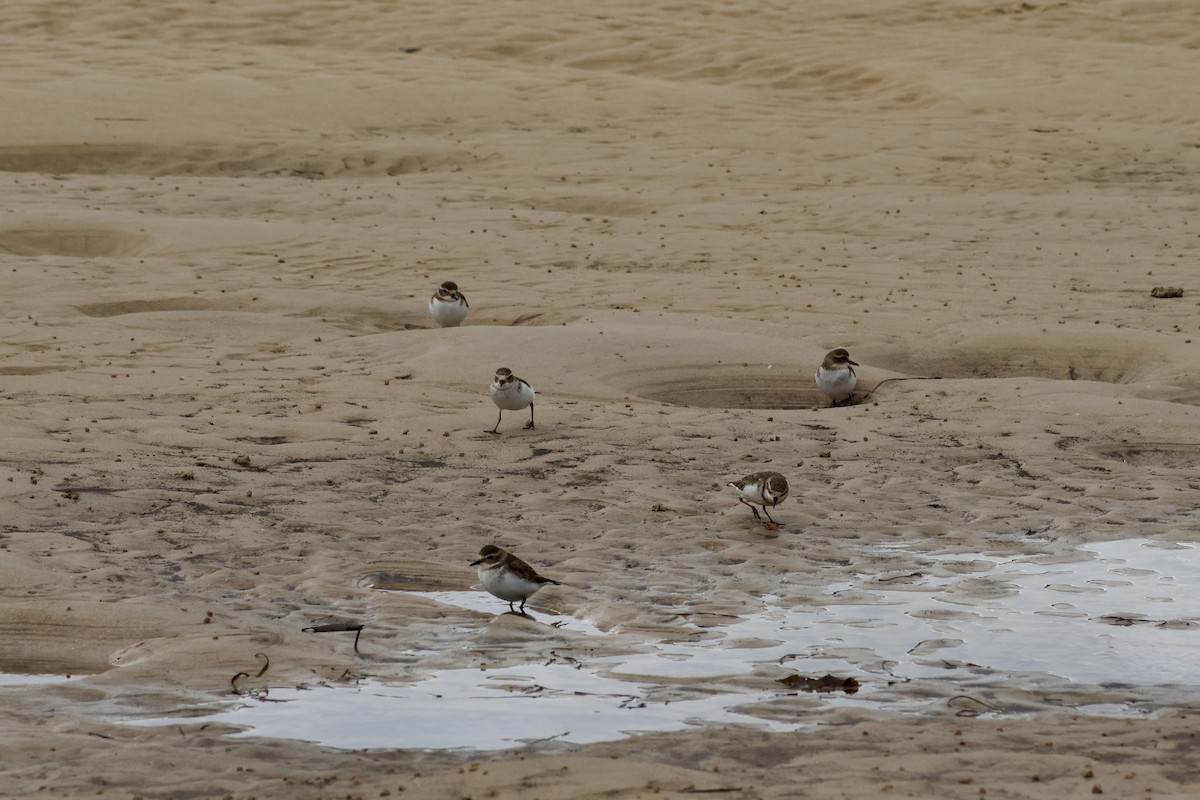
<box><xmin>727</xmin><ymin>471</ymin><xmax>789</xmax><ymax>524</ymax></box>
<box><xmin>816</xmin><ymin>348</ymin><xmax>858</xmax><ymax>406</ymax></box>
<box><xmin>429</xmin><ymin>281</ymin><xmax>469</xmax><ymax>327</ymax></box>
<box><xmin>470</xmin><ymin>544</ymin><xmax>561</xmax><ymax>613</ymax></box>
<box><xmin>488</xmin><ymin>367</ymin><xmax>535</xmax><ymax>434</ymax></box>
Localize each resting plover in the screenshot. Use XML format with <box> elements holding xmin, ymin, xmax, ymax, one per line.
<box><xmin>488</xmin><ymin>367</ymin><xmax>535</xmax><ymax>434</ymax></box>
<box><xmin>816</xmin><ymin>348</ymin><xmax>858</xmax><ymax>406</ymax></box>
<box><xmin>470</xmin><ymin>544</ymin><xmax>561</xmax><ymax>613</ymax></box>
<box><xmin>727</xmin><ymin>471</ymin><xmax>789</xmax><ymax>524</ymax></box>
<box><xmin>429</xmin><ymin>281</ymin><xmax>469</xmax><ymax>327</ymax></box>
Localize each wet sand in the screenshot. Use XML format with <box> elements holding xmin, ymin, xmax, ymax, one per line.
<box><xmin>3</xmin><ymin>1</ymin><xmax>1200</xmax><ymax>797</ymax></box>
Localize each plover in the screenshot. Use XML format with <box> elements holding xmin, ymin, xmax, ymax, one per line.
<box><xmin>816</xmin><ymin>348</ymin><xmax>858</xmax><ymax>406</ymax></box>
<box><xmin>488</xmin><ymin>367</ymin><xmax>535</xmax><ymax>434</ymax></box>
<box><xmin>727</xmin><ymin>471</ymin><xmax>789</xmax><ymax>524</ymax></box>
<box><xmin>429</xmin><ymin>281</ymin><xmax>469</xmax><ymax>327</ymax></box>
<box><xmin>470</xmin><ymin>544</ymin><xmax>561</xmax><ymax>613</ymax></box>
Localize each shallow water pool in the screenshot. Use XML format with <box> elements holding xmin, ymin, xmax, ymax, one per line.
<box><xmin>127</xmin><ymin>538</ymin><xmax>1200</xmax><ymax>750</ymax></box>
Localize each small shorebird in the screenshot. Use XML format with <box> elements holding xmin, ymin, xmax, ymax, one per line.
<box><xmin>429</xmin><ymin>281</ymin><xmax>469</xmax><ymax>327</ymax></box>
<box><xmin>816</xmin><ymin>348</ymin><xmax>858</xmax><ymax>406</ymax></box>
<box><xmin>470</xmin><ymin>544</ymin><xmax>561</xmax><ymax>613</ymax></box>
<box><xmin>487</xmin><ymin>367</ymin><xmax>535</xmax><ymax>434</ymax></box>
<box><xmin>727</xmin><ymin>471</ymin><xmax>789</xmax><ymax>524</ymax></box>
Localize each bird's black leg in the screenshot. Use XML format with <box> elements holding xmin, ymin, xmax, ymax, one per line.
<box><xmin>523</xmin><ymin>403</ymin><xmax>535</xmax><ymax>430</ymax></box>
<box><xmin>740</xmin><ymin>498</ymin><xmax>761</xmax><ymax>520</ymax></box>
<box><xmin>762</xmin><ymin>506</ymin><xmax>777</xmax><ymax>524</ymax></box>
<box><xmin>519</xmin><ymin>597</ymin><xmax>527</xmax><ymax>613</ymax></box>
<box><xmin>508</xmin><ymin>600</ymin><xmax>517</xmax><ymax>612</ymax></box>
<box><xmin>487</xmin><ymin>410</ymin><xmax>503</xmax><ymax>434</ymax></box>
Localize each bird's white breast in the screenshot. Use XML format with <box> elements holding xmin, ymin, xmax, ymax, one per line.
<box><xmin>816</xmin><ymin>366</ymin><xmax>856</xmax><ymax>400</ymax></box>
<box><xmin>737</xmin><ymin>482</ymin><xmax>768</xmax><ymax>505</ymax></box>
<box><xmin>429</xmin><ymin>296</ymin><xmax>468</xmax><ymax>327</ymax></box>
<box><xmin>490</xmin><ymin>380</ymin><xmax>535</xmax><ymax>410</ymax></box>
<box><xmin>478</xmin><ymin>565</ymin><xmax>542</xmax><ymax>601</ymax></box>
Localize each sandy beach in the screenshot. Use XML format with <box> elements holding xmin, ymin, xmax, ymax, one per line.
<box><xmin>3</xmin><ymin>1</ymin><xmax>1200</xmax><ymax>797</ymax></box>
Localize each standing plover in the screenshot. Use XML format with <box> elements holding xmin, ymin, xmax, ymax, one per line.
<box><xmin>727</xmin><ymin>471</ymin><xmax>789</xmax><ymax>524</ymax></box>
<box><xmin>470</xmin><ymin>544</ymin><xmax>561</xmax><ymax>613</ymax></box>
<box><xmin>488</xmin><ymin>367</ymin><xmax>535</xmax><ymax>434</ymax></box>
<box><xmin>816</xmin><ymin>348</ymin><xmax>858</xmax><ymax>406</ymax></box>
<box><xmin>429</xmin><ymin>281</ymin><xmax>469</xmax><ymax>327</ymax></box>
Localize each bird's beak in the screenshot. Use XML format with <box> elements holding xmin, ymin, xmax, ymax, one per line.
<box><xmin>469</xmin><ymin>558</ymin><xmax>484</xmax><ymax>566</ymax></box>
<box><xmin>848</xmin><ymin>360</ymin><xmax>859</xmax><ymax>366</ymax></box>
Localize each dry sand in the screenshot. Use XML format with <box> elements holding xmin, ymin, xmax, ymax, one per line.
<box><xmin>3</xmin><ymin>0</ymin><xmax>1200</xmax><ymax>797</ymax></box>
